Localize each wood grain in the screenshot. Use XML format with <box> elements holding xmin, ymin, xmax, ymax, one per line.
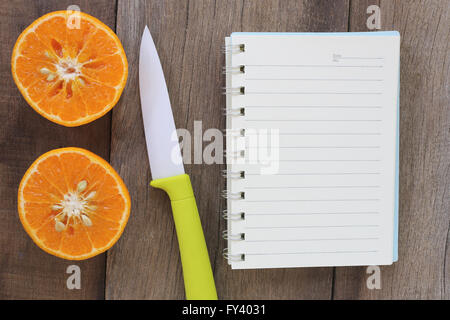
<box><xmin>0</xmin><ymin>0</ymin><xmax>116</xmax><ymax>299</ymax></box>
<box><xmin>333</xmin><ymin>0</ymin><xmax>450</xmax><ymax>299</ymax></box>
<box><xmin>107</xmin><ymin>0</ymin><xmax>349</xmax><ymax>299</ymax></box>
<box><xmin>2</xmin><ymin>0</ymin><xmax>448</xmax><ymax>300</ymax></box>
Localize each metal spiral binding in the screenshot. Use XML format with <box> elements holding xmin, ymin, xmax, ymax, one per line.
<box><xmin>222</xmin><ymin>230</ymin><xmax>245</xmax><ymax>241</ymax></box>
<box><xmin>223</xmin><ymin>150</ymin><xmax>245</xmax><ymax>159</ymax></box>
<box><xmin>221</xmin><ymin>190</ymin><xmax>245</xmax><ymax>200</ymax></box>
<box><xmin>222</xmin><ymin>43</ymin><xmax>246</xmax><ymax>264</ymax></box>
<box><xmin>222</xmin><ymin>65</ymin><xmax>245</xmax><ymax>74</ymax></box>
<box><xmin>221</xmin><ymin>170</ymin><xmax>245</xmax><ymax>179</ymax></box>
<box><xmin>223</xmin><ymin>107</ymin><xmax>245</xmax><ymax>116</ymax></box>
<box><xmin>223</xmin><ymin>248</ymin><xmax>245</xmax><ymax>262</ymax></box>
<box><xmin>222</xmin><ymin>44</ymin><xmax>245</xmax><ymax>54</ymax></box>
<box><xmin>224</xmin><ymin>128</ymin><xmax>245</xmax><ymax>137</ymax></box>
<box><xmin>222</xmin><ymin>86</ymin><xmax>245</xmax><ymax>95</ymax></box>
<box><xmin>222</xmin><ymin>210</ymin><xmax>245</xmax><ymax>221</ymax></box>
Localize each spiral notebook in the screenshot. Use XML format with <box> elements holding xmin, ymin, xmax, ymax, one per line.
<box><xmin>224</xmin><ymin>32</ymin><xmax>400</xmax><ymax>269</ymax></box>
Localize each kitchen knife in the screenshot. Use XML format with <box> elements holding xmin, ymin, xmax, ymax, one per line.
<box><xmin>139</xmin><ymin>26</ymin><xmax>217</xmax><ymax>300</ymax></box>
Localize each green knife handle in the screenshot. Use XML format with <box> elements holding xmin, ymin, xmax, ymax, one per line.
<box><xmin>151</xmin><ymin>174</ymin><xmax>218</xmax><ymax>300</ymax></box>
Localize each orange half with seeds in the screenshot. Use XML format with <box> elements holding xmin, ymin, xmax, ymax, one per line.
<box><xmin>11</xmin><ymin>11</ymin><xmax>128</xmax><ymax>127</ymax></box>
<box><xmin>18</xmin><ymin>148</ymin><xmax>131</xmax><ymax>260</ymax></box>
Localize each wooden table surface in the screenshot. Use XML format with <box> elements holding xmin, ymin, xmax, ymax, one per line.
<box><xmin>1</xmin><ymin>0</ymin><xmax>448</xmax><ymax>300</ymax></box>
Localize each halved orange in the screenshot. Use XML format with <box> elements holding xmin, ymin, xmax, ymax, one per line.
<box><xmin>18</xmin><ymin>147</ymin><xmax>131</xmax><ymax>260</ymax></box>
<box><xmin>11</xmin><ymin>11</ymin><xmax>128</xmax><ymax>127</ymax></box>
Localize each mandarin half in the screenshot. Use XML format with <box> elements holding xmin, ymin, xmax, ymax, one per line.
<box><xmin>11</xmin><ymin>11</ymin><xmax>128</xmax><ymax>126</ymax></box>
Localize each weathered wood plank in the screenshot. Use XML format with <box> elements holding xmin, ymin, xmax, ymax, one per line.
<box><xmin>0</xmin><ymin>0</ymin><xmax>117</xmax><ymax>299</ymax></box>
<box><xmin>333</xmin><ymin>0</ymin><xmax>450</xmax><ymax>299</ymax></box>
<box><xmin>108</xmin><ymin>0</ymin><xmax>349</xmax><ymax>299</ymax></box>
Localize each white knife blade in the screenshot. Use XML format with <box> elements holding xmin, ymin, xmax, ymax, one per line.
<box><xmin>139</xmin><ymin>26</ymin><xmax>184</xmax><ymax>180</ymax></box>
<box><xmin>138</xmin><ymin>26</ymin><xmax>217</xmax><ymax>300</ymax></box>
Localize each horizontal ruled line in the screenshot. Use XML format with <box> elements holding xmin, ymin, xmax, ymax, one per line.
<box><xmin>247</xmin><ymin>146</ymin><xmax>381</xmax><ymax>149</ymax></box>
<box><xmin>278</xmin><ymin>159</ymin><xmax>381</xmax><ymax>162</ymax></box>
<box><xmin>245</xmin><ymin>212</ymin><xmax>379</xmax><ymax>216</ymax></box>
<box><xmin>246</xmin><ymin>64</ymin><xmax>384</xmax><ymax>68</ymax></box>
<box><xmin>245</xmin><ymin>173</ymin><xmax>381</xmax><ymax>176</ymax></box>
<box><xmin>339</xmin><ymin>57</ymin><xmax>384</xmax><ymax>60</ymax></box>
<box><xmin>245</xmin><ymin>119</ymin><xmax>382</xmax><ymax>122</ymax></box>
<box><xmin>244</xmin><ymin>133</ymin><xmax>381</xmax><ymax>136</ymax></box>
<box><xmin>245</xmin><ymin>92</ymin><xmax>382</xmax><ymax>95</ymax></box>
<box><xmin>245</xmin><ymin>105</ymin><xmax>382</xmax><ymax>108</ymax></box>
<box><xmin>245</xmin><ymin>185</ymin><xmax>380</xmax><ymax>189</ymax></box>
<box><xmin>278</xmin><ymin>133</ymin><xmax>381</xmax><ymax>136</ymax></box>
<box><xmin>245</xmin><ymin>78</ymin><xmax>383</xmax><ymax>81</ymax></box>
<box><xmin>245</xmin><ymin>199</ymin><xmax>380</xmax><ymax>202</ymax></box>
<box><xmin>245</xmin><ymin>250</ymin><xmax>379</xmax><ymax>256</ymax></box>
<box><xmin>245</xmin><ymin>237</ymin><xmax>380</xmax><ymax>242</ymax></box>
<box><xmin>246</xmin><ymin>225</ymin><xmax>380</xmax><ymax>229</ymax></box>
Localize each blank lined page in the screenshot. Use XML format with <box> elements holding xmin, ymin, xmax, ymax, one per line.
<box><xmin>226</xmin><ymin>32</ymin><xmax>400</xmax><ymax>269</ymax></box>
